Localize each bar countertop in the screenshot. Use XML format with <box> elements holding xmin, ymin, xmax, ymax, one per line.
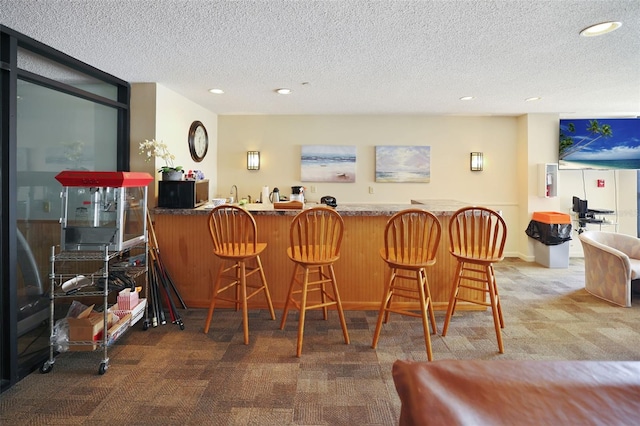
<box><xmin>154</xmin><ymin>199</ymin><xmax>469</xmax><ymax>217</ymax></box>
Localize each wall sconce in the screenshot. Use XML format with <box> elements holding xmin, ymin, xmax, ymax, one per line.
<box><xmin>470</xmin><ymin>152</ymin><xmax>483</xmax><ymax>171</ymax></box>
<box><xmin>247</xmin><ymin>151</ymin><xmax>260</xmax><ymax>170</ymax></box>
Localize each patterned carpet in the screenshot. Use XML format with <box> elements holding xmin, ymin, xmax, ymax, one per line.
<box><xmin>2</xmin><ymin>258</ymin><xmax>640</xmax><ymax>425</ymax></box>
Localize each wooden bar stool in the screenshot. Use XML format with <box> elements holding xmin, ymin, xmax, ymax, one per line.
<box><xmin>371</xmin><ymin>209</ymin><xmax>441</xmax><ymax>361</ymax></box>
<box><xmin>442</xmin><ymin>206</ymin><xmax>507</xmax><ymax>353</ymax></box>
<box><xmin>280</xmin><ymin>206</ymin><xmax>350</xmax><ymax>357</ymax></box>
<box><xmin>204</xmin><ymin>205</ymin><xmax>275</xmax><ymax>344</ymax></box>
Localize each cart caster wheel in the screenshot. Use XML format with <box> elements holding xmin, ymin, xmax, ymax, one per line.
<box><xmin>142</xmin><ymin>320</ymin><xmax>149</xmax><ymax>331</ymax></box>
<box><xmin>179</xmin><ymin>322</ymin><xmax>185</xmax><ymax>330</ymax></box>
<box><xmin>40</xmin><ymin>362</ymin><xmax>53</xmax><ymax>374</ymax></box>
<box><xmin>98</xmin><ymin>362</ymin><xmax>108</xmax><ymax>375</ymax></box>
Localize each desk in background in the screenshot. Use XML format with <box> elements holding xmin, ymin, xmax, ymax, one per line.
<box><xmin>575</xmin><ymin>208</ymin><xmax>617</xmax><ymax>233</ymax></box>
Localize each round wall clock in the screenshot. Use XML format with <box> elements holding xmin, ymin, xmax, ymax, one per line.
<box><xmin>188</xmin><ymin>120</ymin><xmax>208</xmax><ymax>162</ymax></box>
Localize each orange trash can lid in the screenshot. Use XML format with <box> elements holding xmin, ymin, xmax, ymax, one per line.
<box><xmin>532</xmin><ymin>211</ymin><xmax>571</xmax><ymax>224</ymax></box>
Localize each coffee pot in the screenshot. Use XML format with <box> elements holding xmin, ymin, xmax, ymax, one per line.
<box><xmin>269</xmin><ymin>187</ymin><xmax>280</xmax><ymax>203</ymax></box>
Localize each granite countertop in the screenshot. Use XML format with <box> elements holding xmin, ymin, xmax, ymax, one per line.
<box><xmin>154</xmin><ymin>199</ymin><xmax>469</xmax><ymax>217</ymax></box>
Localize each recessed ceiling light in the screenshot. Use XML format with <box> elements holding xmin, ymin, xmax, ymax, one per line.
<box><xmin>580</xmin><ymin>21</ymin><xmax>622</xmax><ymax>37</ymax></box>
<box><xmin>208</xmin><ymin>88</ymin><xmax>224</xmax><ymax>94</ymax></box>
<box><xmin>275</xmin><ymin>88</ymin><xmax>292</xmax><ymax>95</ymax></box>
<box><xmin>525</xmin><ymin>97</ymin><xmax>541</xmax><ymax>102</ymax></box>
<box><xmin>459</xmin><ymin>96</ymin><xmax>474</xmax><ymax>101</ymax></box>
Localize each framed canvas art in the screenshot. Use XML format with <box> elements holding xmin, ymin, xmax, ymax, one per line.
<box><xmin>375</xmin><ymin>145</ymin><xmax>430</xmax><ymax>183</ymax></box>
<box><xmin>301</xmin><ymin>145</ymin><xmax>356</xmax><ymax>182</ymax></box>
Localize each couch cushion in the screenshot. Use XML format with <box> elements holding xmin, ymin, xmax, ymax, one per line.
<box><xmin>393</xmin><ymin>359</ymin><xmax>640</xmax><ymax>425</ymax></box>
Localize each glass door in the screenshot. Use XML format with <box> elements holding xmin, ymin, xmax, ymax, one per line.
<box><xmin>14</xmin><ymin>79</ymin><xmax>119</xmax><ymax>377</ymax></box>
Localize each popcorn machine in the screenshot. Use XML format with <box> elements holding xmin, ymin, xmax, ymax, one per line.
<box><xmin>55</xmin><ymin>171</ymin><xmax>154</xmax><ymax>251</ymax></box>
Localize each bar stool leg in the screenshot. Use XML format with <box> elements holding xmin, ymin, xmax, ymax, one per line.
<box><xmin>383</xmin><ymin>268</ymin><xmax>398</xmax><ymax>324</ymax></box>
<box><xmin>280</xmin><ymin>265</ymin><xmax>299</xmax><ymax>330</ymax></box>
<box><xmin>442</xmin><ymin>261</ymin><xmax>464</xmax><ymax>336</ymax></box>
<box><xmin>416</xmin><ymin>269</ymin><xmax>434</xmax><ymax>361</ymax></box>
<box><xmin>371</xmin><ymin>271</ymin><xmax>395</xmax><ymax>349</ymax></box>
<box><xmin>490</xmin><ymin>265</ymin><xmax>505</xmax><ymax>328</ymax></box>
<box><xmin>204</xmin><ymin>262</ymin><xmax>225</xmax><ymax>334</ymax></box>
<box><xmin>296</xmin><ymin>268</ymin><xmax>311</xmax><ymax>357</ymax></box>
<box><xmin>328</xmin><ymin>265</ymin><xmax>349</xmax><ymax>345</ymax></box>
<box><xmin>256</xmin><ymin>256</ymin><xmax>276</xmax><ymax>320</ymax></box>
<box><xmin>420</xmin><ymin>268</ymin><xmax>437</xmax><ymax>334</ymax></box>
<box><xmin>486</xmin><ymin>265</ymin><xmax>504</xmax><ymax>353</ymax></box>
<box><xmin>319</xmin><ymin>266</ymin><xmax>328</xmax><ymax>320</ymax></box>
<box><xmin>239</xmin><ymin>261</ymin><xmax>249</xmax><ymax>345</ymax></box>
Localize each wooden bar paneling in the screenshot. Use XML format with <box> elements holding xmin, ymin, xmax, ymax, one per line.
<box><xmin>154</xmin><ymin>210</ymin><xmax>485</xmax><ymax>311</ymax></box>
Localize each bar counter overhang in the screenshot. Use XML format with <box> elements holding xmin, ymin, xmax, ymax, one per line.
<box><xmin>153</xmin><ymin>199</ymin><xmax>486</xmax><ymax>311</ymax></box>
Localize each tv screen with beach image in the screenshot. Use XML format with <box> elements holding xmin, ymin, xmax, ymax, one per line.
<box><xmin>559</xmin><ymin>118</ymin><xmax>640</xmax><ymax>169</ymax></box>
<box><xmin>301</xmin><ymin>145</ymin><xmax>356</xmax><ymax>182</ymax></box>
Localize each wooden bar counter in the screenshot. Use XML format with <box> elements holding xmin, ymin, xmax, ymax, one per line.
<box><xmin>153</xmin><ymin>200</ymin><xmax>484</xmax><ymax>311</ymax></box>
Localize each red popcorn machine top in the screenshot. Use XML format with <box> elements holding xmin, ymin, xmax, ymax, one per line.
<box><xmin>55</xmin><ymin>171</ymin><xmax>154</xmax><ymax>252</ymax></box>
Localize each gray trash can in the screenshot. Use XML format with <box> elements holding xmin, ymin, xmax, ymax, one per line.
<box><xmin>525</xmin><ymin>212</ymin><xmax>572</xmax><ymax>268</ymax></box>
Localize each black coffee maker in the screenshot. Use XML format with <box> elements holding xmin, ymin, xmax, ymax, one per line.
<box><xmin>320</xmin><ymin>196</ymin><xmax>337</xmax><ymax>208</ymax></box>
<box><xmin>291</xmin><ymin>186</ymin><xmax>304</xmax><ymax>202</ymax></box>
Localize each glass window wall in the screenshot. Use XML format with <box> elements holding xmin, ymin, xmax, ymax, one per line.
<box><xmin>2</xmin><ymin>26</ymin><xmax>129</xmax><ymax>391</ymax></box>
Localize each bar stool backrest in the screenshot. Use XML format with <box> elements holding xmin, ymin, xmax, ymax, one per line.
<box><xmin>289</xmin><ymin>206</ymin><xmax>344</xmax><ymax>263</ymax></box>
<box><xmin>208</xmin><ymin>205</ymin><xmax>258</xmax><ymax>257</ymax></box>
<box><xmin>449</xmin><ymin>207</ymin><xmax>507</xmax><ymax>261</ymax></box>
<box><xmin>383</xmin><ymin>209</ymin><xmax>441</xmax><ymax>266</ymax></box>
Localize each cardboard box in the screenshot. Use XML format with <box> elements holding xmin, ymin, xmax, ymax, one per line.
<box><xmin>109</xmin><ymin>298</ymin><xmax>146</xmax><ymax>328</ymax></box>
<box><xmin>67</xmin><ymin>305</ymin><xmax>116</xmax><ymax>351</ymax></box>
<box><xmin>107</xmin><ymin>312</ymin><xmax>132</xmax><ymax>346</ymax></box>
<box><xmin>117</xmin><ymin>288</ymin><xmax>139</xmax><ymax>310</ymax></box>
<box><xmin>130</xmin><ymin>299</ymin><xmax>147</xmax><ymax>327</ymax></box>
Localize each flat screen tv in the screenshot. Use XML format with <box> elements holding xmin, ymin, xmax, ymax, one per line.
<box><xmin>559</xmin><ymin>118</ymin><xmax>640</xmax><ymax>169</ymax></box>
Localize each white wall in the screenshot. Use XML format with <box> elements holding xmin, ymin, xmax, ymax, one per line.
<box><xmin>217</xmin><ymin>114</ymin><xmax>638</xmax><ymax>261</ymax></box>
<box><xmin>155</xmin><ymin>85</ymin><xmax>218</xmax><ymax>189</ymax></box>
<box><xmin>521</xmin><ymin>114</ymin><xmax>566</xmax><ymax>260</ymax></box>
<box><xmin>559</xmin><ymin>168</ymin><xmax>637</xmax><ymax>256</ymax></box>
<box><xmin>218</xmin><ymin>115</ymin><xmax>521</xmax><ymax>255</ymax></box>
<box><xmin>130</xmin><ymin>83</ymin><xmax>218</xmax><ymax>205</ymax></box>
<box><xmin>218</xmin><ymin>115</ymin><xmax>518</xmax><ymax>202</ymax></box>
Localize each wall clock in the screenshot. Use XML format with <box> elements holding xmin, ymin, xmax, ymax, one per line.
<box><xmin>188</xmin><ymin>120</ymin><xmax>208</xmax><ymax>162</ymax></box>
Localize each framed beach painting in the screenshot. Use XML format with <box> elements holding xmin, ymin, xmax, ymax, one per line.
<box><xmin>375</xmin><ymin>145</ymin><xmax>430</xmax><ymax>183</ymax></box>
<box><xmin>301</xmin><ymin>145</ymin><xmax>356</xmax><ymax>182</ymax></box>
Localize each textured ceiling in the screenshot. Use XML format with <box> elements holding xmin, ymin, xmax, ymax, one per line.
<box><xmin>1</xmin><ymin>0</ymin><xmax>639</xmax><ymax>117</ymax></box>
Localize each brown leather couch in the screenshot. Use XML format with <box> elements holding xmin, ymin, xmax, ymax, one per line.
<box><xmin>392</xmin><ymin>359</ymin><xmax>640</xmax><ymax>425</ymax></box>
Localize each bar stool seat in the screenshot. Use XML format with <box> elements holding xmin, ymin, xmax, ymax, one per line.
<box><xmin>204</xmin><ymin>205</ymin><xmax>275</xmax><ymax>344</ymax></box>
<box><xmin>371</xmin><ymin>209</ymin><xmax>441</xmax><ymax>361</ymax></box>
<box><xmin>280</xmin><ymin>206</ymin><xmax>350</xmax><ymax>357</ymax></box>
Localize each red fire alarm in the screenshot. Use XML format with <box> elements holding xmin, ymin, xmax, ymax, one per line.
<box><xmin>597</xmin><ymin>179</ymin><xmax>605</xmax><ymax>188</ymax></box>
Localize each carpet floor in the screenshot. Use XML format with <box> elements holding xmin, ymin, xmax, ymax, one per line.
<box><xmin>2</xmin><ymin>258</ymin><xmax>640</xmax><ymax>425</ymax></box>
